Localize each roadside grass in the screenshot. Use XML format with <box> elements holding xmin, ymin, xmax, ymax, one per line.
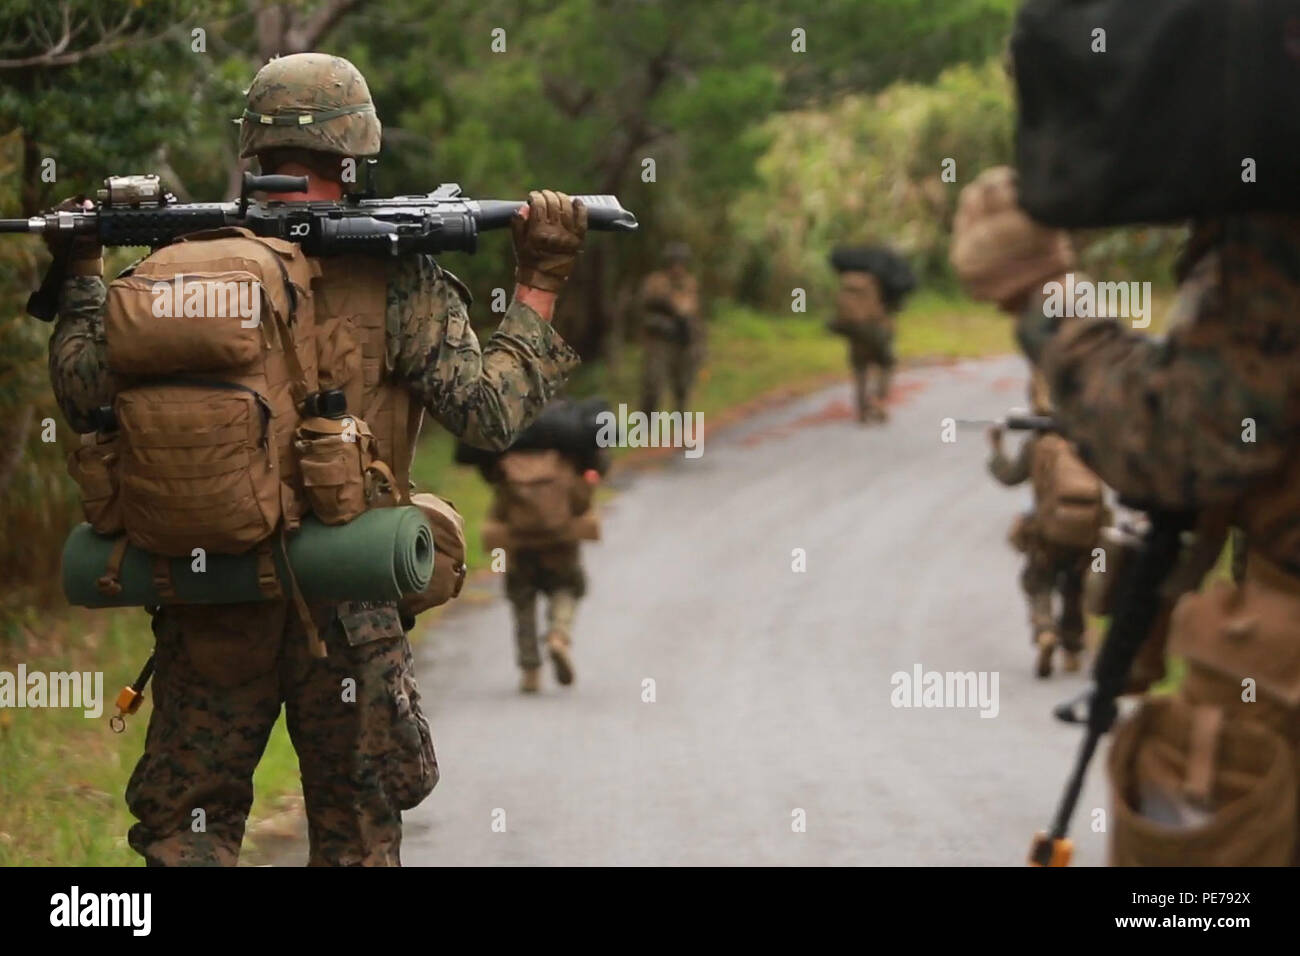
<box><xmin>0</xmin><ymin>608</ymin><xmax>310</xmax><ymax>866</ymax></box>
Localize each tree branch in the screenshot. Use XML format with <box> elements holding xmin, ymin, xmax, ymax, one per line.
<box><xmin>287</xmin><ymin>0</ymin><xmax>367</xmax><ymax>53</ymax></box>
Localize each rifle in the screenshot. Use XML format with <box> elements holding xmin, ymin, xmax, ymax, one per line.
<box><xmin>1028</xmin><ymin>506</ymin><xmax>1191</xmax><ymax>866</ymax></box>
<box><xmin>955</xmin><ymin>410</ymin><xmax>1056</xmax><ymax>432</ymax></box>
<box><xmin>6</xmin><ymin>172</ymin><xmax>639</xmax><ymax>321</ymax></box>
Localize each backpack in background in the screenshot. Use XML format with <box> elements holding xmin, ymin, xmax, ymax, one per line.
<box><xmin>495</xmin><ymin>449</ymin><xmax>582</xmax><ymax>547</ymax></box>
<box><xmin>831</xmin><ymin>271</ymin><xmax>887</xmax><ymax>334</ymax></box>
<box><xmin>1032</xmin><ymin>434</ymin><xmax>1105</xmax><ymax>548</ymax></box>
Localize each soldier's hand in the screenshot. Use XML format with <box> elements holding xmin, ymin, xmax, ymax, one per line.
<box><xmin>511</xmin><ymin>189</ymin><xmax>588</xmax><ymax>293</ymax></box>
<box><xmin>949</xmin><ymin>166</ymin><xmax>1073</xmax><ymax>312</ymax></box>
<box><xmin>42</xmin><ymin>197</ymin><xmax>102</xmax><ymax>274</ymax></box>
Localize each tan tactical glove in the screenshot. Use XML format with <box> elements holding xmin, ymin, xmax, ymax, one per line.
<box><xmin>42</xmin><ymin>196</ymin><xmax>103</xmax><ymax>277</ymax></box>
<box><xmin>949</xmin><ymin>166</ymin><xmax>1074</xmax><ymax>312</ymax></box>
<box><xmin>511</xmin><ymin>189</ymin><xmax>588</xmax><ymax>292</ymax></box>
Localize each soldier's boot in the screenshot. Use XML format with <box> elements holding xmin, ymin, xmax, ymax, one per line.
<box><xmin>1061</xmin><ymin>649</ymin><xmax>1083</xmax><ymax>674</ymax></box>
<box><xmin>1034</xmin><ymin>630</ymin><xmax>1057</xmax><ymax>679</ymax></box>
<box><xmin>545</xmin><ymin>589</ymin><xmax>579</xmax><ymax>687</ymax></box>
<box><xmin>546</xmin><ymin>632</ymin><xmax>574</xmax><ymax>686</ymax></box>
<box><xmin>519</xmin><ymin>668</ymin><xmax>541</xmax><ymax>693</ymax></box>
<box><xmin>874</xmin><ymin>367</ymin><xmax>893</xmax><ymax>422</ymax></box>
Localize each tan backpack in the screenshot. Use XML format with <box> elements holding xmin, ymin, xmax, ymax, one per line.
<box><xmin>1032</xmin><ymin>433</ymin><xmax>1105</xmax><ymax>548</ymax></box>
<box><xmin>831</xmin><ymin>271</ymin><xmax>886</xmax><ymax>331</ymax></box>
<box><xmin>90</xmin><ymin>227</ymin><xmax>321</xmax><ymax>560</ymax></box>
<box><xmin>494</xmin><ymin>449</ymin><xmax>582</xmax><ymax>547</ymax></box>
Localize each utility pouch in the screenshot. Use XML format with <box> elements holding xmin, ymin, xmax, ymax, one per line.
<box><xmin>398</xmin><ymin>493</ymin><xmax>468</xmax><ymax>617</ymax></box>
<box><xmin>293</xmin><ymin>415</ymin><xmax>381</xmax><ymax>525</ymax></box>
<box><xmin>1172</xmin><ymin>554</ymin><xmax>1300</xmax><ymax>719</ymax></box>
<box><xmin>115</xmin><ymin>382</ymin><xmax>279</xmax><ymax>556</ymax></box>
<box><xmin>68</xmin><ymin>430</ymin><xmax>124</xmax><ymax>536</ymax></box>
<box><xmin>1109</xmin><ymin>695</ymin><xmax>1295</xmax><ymax>865</ymax></box>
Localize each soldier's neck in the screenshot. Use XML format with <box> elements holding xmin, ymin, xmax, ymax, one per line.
<box><xmin>264</xmin><ymin>161</ymin><xmax>345</xmax><ymax>201</ymax></box>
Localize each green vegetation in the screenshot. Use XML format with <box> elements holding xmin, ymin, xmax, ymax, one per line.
<box><xmin>0</xmin><ymin>606</ymin><xmax>306</xmax><ymax>866</ymax></box>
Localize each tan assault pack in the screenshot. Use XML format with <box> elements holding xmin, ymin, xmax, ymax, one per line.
<box><xmin>67</xmin><ymin>230</ymin><xmax>472</xmax><ymax>623</ymax></box>
<box><xmin>828</xmin><ymin>270</ymin><xmax>886</xmax><ymax>336</ymax></box>
<box><xmin>69</xmin><ymin>229</ymin><xmax>377</xmax><ymax>608</ymax></box>
<box><xmin>95</xmin><ymin>227</ymin><xmax>321</xmax><ymax>558</ymax></box>
<box><xmin>483</xmin><ymin>449</ymin><xmax>598</xmax><ymax>551</ymax></box>
<box><xmin>1031</xmin><ymin>434</ymin><xmax>1104</xmax><ymax>548</ymax></box>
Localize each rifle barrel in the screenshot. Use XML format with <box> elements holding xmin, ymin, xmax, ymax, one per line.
<box><xmin>0</xmin><ymin>218</ymin><xmax>40</xmax><ymax>233</ymax></box>
<box><xmin>471</xmin><ymin>197</ymin><xmax>638</xmax><ymax>232</ymax></box>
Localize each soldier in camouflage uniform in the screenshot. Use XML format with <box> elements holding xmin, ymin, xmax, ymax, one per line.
<box><xmin>987</xmin><ymin>372</ymin><xmax>1102</xmax><ymax>677</ymax></box>
<box><xmin>954</xmin><ymin>164</ymin><xmax>1300</xmax><ymax>864</ymax></box>
<box><xmin>638</xmin><ymin>242</ymin><xmax>703</xmax><ymax>413</ymax></box>
<box><xmin>44</xmin><ymin>53</ymin><xmax>588</xmax><ymax>866</ymax></box>
<box><xmin>827</xmin><ymin>261</ymin><xmax>897</xmax><ymax>424</ymax></box>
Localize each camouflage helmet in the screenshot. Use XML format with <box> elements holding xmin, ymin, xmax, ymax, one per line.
<box><xmin>238</xmin><ymin>53</ymin><xmax>381</xmax><ymax>159</ymax></box>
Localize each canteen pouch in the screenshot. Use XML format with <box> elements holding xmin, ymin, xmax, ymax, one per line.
<box><xmin>398</xmin><ymin>493</ymin><xmax>468</xmax><ymax>617</ymax></box>
<box><xmin>1108</xmin><ymin>695</ymin><xmax>1295</xmax><ymax>865</ymax></box>
<box><xmin>68</xmin><ymin>430</ymin><xmax>124</xmax><ymax>536</ymax></box>
<box><xmin>294</xmin><ymin>415</ymin><xmax>382</xmax><ymax>525</ymax></box>
<box><xmin>1171</xmin><ymin>556</ymin><xmax>1300</xmax><ymax>737</ymax></box>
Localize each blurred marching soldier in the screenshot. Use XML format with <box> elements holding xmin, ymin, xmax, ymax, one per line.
<box><xmin>988</xmin><ymin>372</ymin><xmax>1109</xmax><ymax>677</ymax></box>
<box><xmin>826</xmin><ymin>246</ymin><xmax>916</xmax><ymax>424</ymax></box>
<box><xmin>954</xmin><ymin>0</ymin><xmax>1300</xmax><ymax>866</ymax></box>
<box><xmin>463</xmin><ymin>399</ymin><xmax>609</xmax><ymax>692</ymax></box>
<box><xmin>638</xmin><ymin>242</ymin><xmax>703</xmax><ymax>413</ymax></box>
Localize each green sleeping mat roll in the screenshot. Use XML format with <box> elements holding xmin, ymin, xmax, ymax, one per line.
<box><xmin>63</xmin><ymin>507</ymin><xmax>434</xmax><ymax>608</ymax></box>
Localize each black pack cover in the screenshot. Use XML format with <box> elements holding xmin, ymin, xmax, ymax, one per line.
<box><xmin>455</xmin><ymin>397</ymin><xmax>612</xmax><ymax>476</ymax></box>
<box><xmin>1013</xmin><ymin>0</ymin><xmax>1300</xmax><ymax>227</ymax></box>
<box><xmin>828</xmin><ymin>246</ymin><xmax>917</xmax><ymax>310</ymax></box>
